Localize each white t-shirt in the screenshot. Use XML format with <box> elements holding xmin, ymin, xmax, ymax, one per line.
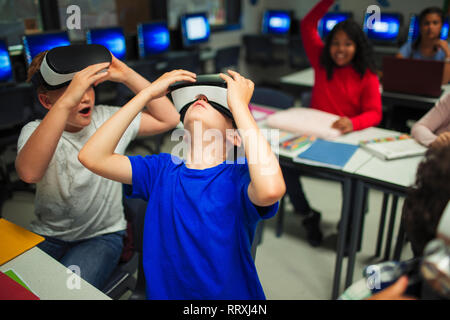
<box><xmin>17</xmin><ymin>105</ymin><xmax>142</xmax><ymax>241</ymax></box>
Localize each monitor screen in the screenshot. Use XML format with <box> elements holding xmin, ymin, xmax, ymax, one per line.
<box><xmin>22</xmin><ymin>31</ymin><xmax>70</xmax><ymax>65</ymax></box>
<box><xmin>137</xmin><ymin>21</ymin><xmax>170</xmax><ymax>58</ymax></box>
<box><xmin>181</xmin><ymin>13</ymin><xmax>211</xmax><ymax>47</ymax></box>
<box><xmin>86</xmin><ymin>27</ymin><xmax>126</xmax><ymax>60</ymax></box>
<box><xmin>0</xmin><ymin>39</ymin><xmax>13</xmax><ymax>83</ymax></box>
<box><xmin>408</xmin><ymin>15</ymin><xmax>449</xmax><ymax>42</ymax></box>
<box><xmin>262</xmin><ymin>10</ymin><xmax>291</xmax><ymax>35</ymax></box>
<box><xmin>364</xmin><ymin>13</ymin><xmax>401</xmax><ymax>43</ymax></box>
<box><xmin>318</xmin><ymin>12</ymin><xmax>352</xmax><ymax>38</ymax></box>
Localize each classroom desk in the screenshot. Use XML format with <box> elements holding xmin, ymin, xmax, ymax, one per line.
<box><xmin>259</xmin><ymin>107</ymin><xmax>409</xmax><ymax>299</ymax></box>
<box><xmin>344</xmin><ymin>154</ymin><xmax>423</xmax><ymax>289</ymax></box>
<box><xmin>0</xmin><ymin>247</ymin><xmax>111</xmax><ymax>300</ymax></box>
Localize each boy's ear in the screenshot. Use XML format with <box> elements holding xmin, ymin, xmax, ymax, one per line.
<box><xmin>38</xmin><ymin>93</ymin><xmax>52</xmax><ymax>110</ymax></box>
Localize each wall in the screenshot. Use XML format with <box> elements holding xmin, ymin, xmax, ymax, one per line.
<box><xmin>207</xmin><ymin>0</ymin><xmax>446</xmax><ymax>83</ymax></box>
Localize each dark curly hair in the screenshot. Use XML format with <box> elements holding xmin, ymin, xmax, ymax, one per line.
<box><xmin>402</xmin><ymin>146</ymin><xmax>450</xmax><ymax>257</ymax></box>
<box><xmin>320</xmin><ymin>19</ymin><xmax>377</xmax><ymax>80</ymax></box>
<box><xmin>412</xmin><ymin>7</ymin><xmax>444</xmax><ymax>51</ymax></box>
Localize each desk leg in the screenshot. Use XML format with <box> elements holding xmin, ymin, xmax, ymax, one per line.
<box><xmin>276</xmin><ymin>196</ymin><xmax>285</xmax><ymax>237</ymax></box>
<box><xmin>331</xmin><ymin>176</ymin><xmax>352</xmax><ymax>300</ymax></box>
<box><xmin>383</xmin><ymin>195</ymin><xmax>399</xmax><ymax>261</ymax></box>
<box><xmin>375</xmin><ymin>193</ymin><xmax>389</xmax><ymax>257</ymax></box>
<box><xmin>345</xmin><ymin>179</ymin><xmax>365</xmax><ymax>289</ymax></box>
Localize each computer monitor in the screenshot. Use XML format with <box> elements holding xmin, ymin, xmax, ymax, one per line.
<box><xmin>363</xmin><ymin>12</ymin><xmax>402</xmax><ymax>44</ymax></box>
<box><xmin>0</xmin><ymin>38</ymin><xmax>14</xmax><ymax>83</ymax></box>
<box><xmin>22</xmin><ymin>31</ymin><xmax>70</xmax><ymax>65</ymax></box>
<box><xmin>86</xmin><ymin>27</ymin><xmax>126</xmax><ymax>60</ymax></box>
<box><xmin>137</xmin><ymin>21</ymin><xmax>170</xmax><ymax>58</ymax></box>
<box><xmin>318</xmin><ymin>12</ymin><xmax>353</xmax><ymax>38</ymax></box>
<box><xmin>408</xmin><ymin>15</ymin><xmax>450</xmax><ymax>42</ymax></box>
<box><xmin>262</xmin><ymin>10</ymin><xmax>292</xmax><ymax>35</ymax></box>
<box><xmin>180</xmin><ymin>12</ymin><xmax>211</xmax><ymax>48</ymax></box>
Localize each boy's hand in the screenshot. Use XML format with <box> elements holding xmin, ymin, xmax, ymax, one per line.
<box><xmin>145</xmin><ymin>69</ymin><xmax>196</xmax><ymax>100</ymax></box>
<box><xmin>96</xmin><ymin>54</ymin><xmax>130</xmax><ymax>85</ymax></box>
<box><xmin>59</xmin><ymin>62</ymin><xmax>110</xmax><ymax>110</ymax></box>
<box><xmin>332</xmin><ymin>117</ymin><xmax>353</xmax><ymax>134</ymax></box>
<box><xmin>219</xmin><ymin>70</ymin><xmax>254</xmax><ymax>113</ymax></box>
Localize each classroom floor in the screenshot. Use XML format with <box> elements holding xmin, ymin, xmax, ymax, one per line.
<box><xmin>1</xmin><ymin>134</ymin><xmax>413</xmax><ymax>300</ymax></box>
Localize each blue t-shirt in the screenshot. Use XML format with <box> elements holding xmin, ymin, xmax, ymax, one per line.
<box><xmin>124</xmin><ymin>153</ymin><xmax>278</xmax><ymax>300</ymax></box>
<box><xmin>399</xmin><ymin>42</ymin><xmax>446</xmax><ymax>61</ymax></box>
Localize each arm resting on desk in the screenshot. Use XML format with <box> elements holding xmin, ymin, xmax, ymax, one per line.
<box><xmin>411</xmin><ymin>93</ymin><xmax>450</xmax><ymax>146</ymax></box>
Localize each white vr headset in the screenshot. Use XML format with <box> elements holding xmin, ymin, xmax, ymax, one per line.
<box><xmin>168</xmin><ymin>74</ymin><xmax>234</xmax><ymax>125</ymax></box>
<box><xmin>31</xmin><ymin>44</ymin><xmax>112</xmax><ymax>90</ymax></box>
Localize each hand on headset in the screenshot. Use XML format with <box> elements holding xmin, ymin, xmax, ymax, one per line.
<box><xmin>59</xmin><ymin>62</ymin><xmax>110</xmax><ymax>109</ymax></box>
<box><xmin>146</xmin><ymin>69</ymin><xmax>197</xmax><ymax>100</ymax></box>
<box><xmin>219</xmin><ymin>70</ymin><xmax>254</xmax><ymax>114</ymax></box>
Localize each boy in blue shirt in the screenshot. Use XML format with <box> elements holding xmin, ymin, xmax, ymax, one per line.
<box><xmin>78</xmin><ymin>69</ymin><xmax>286</xmax><ymax>299</ymax></box>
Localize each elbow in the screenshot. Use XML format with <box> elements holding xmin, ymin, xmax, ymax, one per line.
<box><xmin>78</xmin><ymin>150</ymin><xmax>94</xmax><ymax>171</ymax></box>
<box><xmin>15</xmin><ymin>165</ymin><xmax>42</xmax><ymax>184</ymax></box>
<box><xmin>259</xmin><ymin>180</ymin><xmax>286</xmax><ymax>206</ymax></box>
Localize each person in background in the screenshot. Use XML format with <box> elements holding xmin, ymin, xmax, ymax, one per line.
<box><xmin>411</xmin><ymin>93</ymin><xmax>450</xmax><ymax>148</ymax></box>
<box><xmin>282</xmin><ymin>0</ymin><xmax>382</xmax><ymax>247</ymax></box>
<box><xmin>397</xmin><ymin>6</ymin><xmax>450</xmax><ymax>84</ymax></box>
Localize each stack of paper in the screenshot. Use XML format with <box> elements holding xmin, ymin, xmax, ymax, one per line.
<box><xmin>359</xmin><ymin>135</ymin><xmax>427</xmax><ymax>160</ymax></box>
<box><xmin>0</xmin><ymin>218</ymin><xmax>45</xmax><ymax>265</ymax></box>
<box><xmin>0</xmin><ymin>270</ymin><xmax>39</xmax><ymax>300</ymax></box>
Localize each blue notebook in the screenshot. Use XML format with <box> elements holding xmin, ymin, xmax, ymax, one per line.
<box><xmin>294</xmin><ymin>139</ymin><xmax>359</xmax><ymax>169</ymax></box>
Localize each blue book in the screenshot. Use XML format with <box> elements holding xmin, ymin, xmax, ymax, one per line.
<box><xmin>294</xmin><ymin>139</ymin><xmax>359</xmax><ymax>169</ymax></box>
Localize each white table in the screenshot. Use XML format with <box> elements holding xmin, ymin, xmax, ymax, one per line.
<box><xmin>0</xmin><ymin>247</ymin><xmax>111</xmax><ymax>300</ymax></box>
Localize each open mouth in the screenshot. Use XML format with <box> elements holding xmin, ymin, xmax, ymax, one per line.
<box><xmin>79</xmin><ymin>107</ymin><xmax>91</xmax><ymax>115</ymax></box>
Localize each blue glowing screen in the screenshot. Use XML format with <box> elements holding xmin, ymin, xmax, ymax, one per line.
<box><xmin>0</xmin><ymin>39</ymin><xmax>13</xmax><ymax>83</ymax></box>
<box><xmin>23</xmin><ymin>32</ymin><xmax>70</xmax><ymax>65</ymax></box>
<box><xmin>86</xmin><ymin>27</ymin><xmax>126</xmax><ymax>60</ymax></box>
<box><xmin>181</xmin><ymin>13</ymin><xmax>210</xmax><ymax>47</ymax></box>
<box><xmin>364</xmin><ymin>13</ymin><xmax>401</xmax><ymax>42</ymax></box>
<box><xmin>138</xmin><ymin>22</ymin><xmax>170</xmax><ymax>58</ymax></box>
<box><xmin>318</xmin><ymin>12</ymin><xmax>352</xmax><ymax>38</ymax></box>
<box><xmin>262</xmin><ymin>10</ymin><xmax>291</xmax><ymax>35</ymax></box>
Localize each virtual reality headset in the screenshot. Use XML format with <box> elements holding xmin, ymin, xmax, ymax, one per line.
<box><xmin>168</xmin><ymin>74</ymin><xmax>235</xmax><ymax>125</ymax></box>
<box><xmin>31</xmin><ymin>44</ymin><xmax>112</xmax><ymax>90</ymax></box>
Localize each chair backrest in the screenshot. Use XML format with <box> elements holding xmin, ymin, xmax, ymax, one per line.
<box><xmin>214</xmin><ymin>45</ymin><xmax>240</xmax><ymax>73</ymax></box>
<box><xmin>165</xmin><ymin>51</ymin><xmax>201</xmax><ymax>74</ymax></box>
<box><xmin>242</xmin><ymin>35</ymin><xmax>273</xmax><ymax>65</ymax></box>
<box><xmin>122</xmin><ymin>196</ymin><xmax>147</xmax><ymax>300</ymax></box>
<box><xmin>0</xmin><ymin>84</ymin><xmax>34</xmax><ymax>130</ymax></box>
<box><xmin>251</xmin><ymin>87</ymin><xmax>295</xmax><ymax>109</ymax></box>
<box><xmin>288</xmin><ymin>35</ymin><xmax>310</xmax><ymax>70</ymax></box>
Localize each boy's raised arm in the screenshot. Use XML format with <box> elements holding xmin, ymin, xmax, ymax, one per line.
<box><xmin>78</xmin><ymin>70</ymin><xmax>196</xmax><ymax>185</ymax></box>
<box><xmin>16</xmin><ymin>63</ymin><xmax>110</xmax><ymax>184</ymax></box>
<box><xmin>220</xmin><ymin>70</ymin><xmax>286</xmax><ymax>207</ymax></box>
<box><xmin>101</xmin><ymin>55</ymin><xmax>182</xmax><ymax>136</ymax></box>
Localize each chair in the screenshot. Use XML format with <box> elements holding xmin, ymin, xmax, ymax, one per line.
<box><xmin>251</xmin><ymin>86</ymin><xmax>295</xmax><ymax>110</ymax></box>
<box><xmin>214</xmin><ymin>45</ymin><xmax>241</xmax><ymax>73</ymax></box>
<box><xmin>0</xmin><ymin>83</ymin><xmax>36</xmax><ymax>213</ymax></box>
<box><xmin>164</xmin><ymin>51</ymin><xmax>201</xmax><ymax>74</ymax></box>
<box><xmin>242</xmin><ymin>35</ymin><xmax>285</xmax><ymax>67</ymax></box>
<box><xmin>101</xmin><ymin>196</ymin><xmax>147</xmax><ymax>300</ymax></box>
<box><xmin>288</xmin><ymin>35</ymin><xmax>310</xmax><ymax>70</ymax></box>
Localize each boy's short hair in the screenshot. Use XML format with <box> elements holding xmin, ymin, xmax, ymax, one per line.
<box><xmin>26</xmin><ymin>51</ymin><xmax>48</xmax><ymax>93</ymax></box>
